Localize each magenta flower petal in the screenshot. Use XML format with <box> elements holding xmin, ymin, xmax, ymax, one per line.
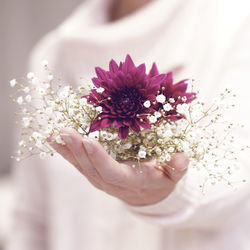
<box><xmin>165</xmin><ymin>114</ymin><xmax>183</xmax><ymax>121</ymax></box>
<box><xmin>139</xmin><ymin>120</ymin><xmax>151</xmax><ymax>129</ymax></box>
<box><xmin>122</xmin><ymin>54</ymin><xmax>135</xmax><ymax>73</ymax></box>
<box><xmin>113</xmin><ymin>120</ymin><xmax>123</xmax><ymax>128</ymax></box>
<box><xmin>92</xmin><ymin>77</ymin><xmax>101</xmax><ymax>88</ymax></box>
<box><xmin>109</xmin><ymin>59</ymin><xmax>119</xmax><ymax>73</ymax></box>
<box><xmin>130</xmin><ymin>120</ymin><xmax>141</xmax><ymax>133</ymax></box>
<box><xmin>119</xmin><ymin>126</ymin><xmax>129</xmax><ymax>139</ymax></box>
<box><xmin>172</xmin><ymin>80</ymin><xmax>188</xmax><ymax>92</ymax></box>
<box><xmin>95</xmin><ymin>67</ymin><xmax>108</xmax><ymax>81</ymax></box>
<box><xmin>134</xmin><ymin>64</ymin><xmax>146</xmax><ymax>80</ymax></box>
<box><xmin>150</xmin><ymin>74</ymin><xmax>166</xmax><ymax>86</ymax></box>
<box><xmin>100</xmin><ymin>118</ymin><xmax>113</xmax><ymax>129</ymax></box>
<box><xmin>89</xmin><ymin>119</ymin><xmax>102</xmax><ymax>132</ymax></box>
<box><xmin>165</xmin><ymin>72</ymin><xmax>173</xmax><ymax>85</ymax></box>
<box><xmin>149</xmin><ymin>62</ymin><xmax>159</xmax><ymax>77</ymax></box>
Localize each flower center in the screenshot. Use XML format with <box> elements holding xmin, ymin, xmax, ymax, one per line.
<box><xmin>111</xmin><ymin>87</ymin><xmax>144</xmax><ymax>117</ymax></box>
<box><xmin>121</xmin><ymin>97</ymin><xmax>130</xmax><ymax>105</ymax></box>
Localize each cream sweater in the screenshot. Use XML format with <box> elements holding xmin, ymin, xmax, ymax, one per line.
<box><xmin>8</xmin><ymin>0</ymin><xmax>250</xmax><ymax>249</ymax></box>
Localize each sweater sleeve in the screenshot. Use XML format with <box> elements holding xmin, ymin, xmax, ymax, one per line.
<box><xmin>6</xmin><ymin>39</ymin><xmax>56</xmax><ymax>250</ymax></box>
<box><xmin>6</xmin><ymin>158</ymin><xmax>48</xmax><ymax>250</ymax></box>
<box><xmin>124</xmin><ymin>14</ymin><xmax>250</xmax><ymax>229</ymax></box>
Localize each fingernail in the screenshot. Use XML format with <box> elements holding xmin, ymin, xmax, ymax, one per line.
<box><xmin>60</xmin><ymin>133</ymin><xmax>73</xmax><ymax>144</ymax></box>
<box><xmin>83</xmin><ymin>139</ymin><xmax>94</xmax><ymax>155</ymax></box>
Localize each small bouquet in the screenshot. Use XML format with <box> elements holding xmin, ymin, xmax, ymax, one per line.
<box><xmin>10</xmin><ymin>55</ymin><xmax>248</xmax><ymax>191</ymax></box>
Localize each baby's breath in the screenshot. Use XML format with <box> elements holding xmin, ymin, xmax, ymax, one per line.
<box><xmin>10</xmin><ymin>62</ymin><xmax>248</xmax><ymax>192</ymax></box>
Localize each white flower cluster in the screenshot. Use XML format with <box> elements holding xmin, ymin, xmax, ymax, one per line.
<box><xmin>10</xmin><ymin>64</ymin><xmax>99</xmax><ymax>161</ymax></box>
<box><xmin>10</xmin><ymin>63</ymin><xmax>248</xmax><ymax>191</ymax></box>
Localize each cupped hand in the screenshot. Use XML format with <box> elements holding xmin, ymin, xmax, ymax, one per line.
<box><xmin>48</xmin><ymin>128</ymin><xmax>189</xmax><ymax>206</ymax></box>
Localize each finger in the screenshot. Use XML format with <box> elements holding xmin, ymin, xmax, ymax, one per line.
<box><xmin>59</xmin><ymin>128</ymin><xmax>99</xmax><ymax>179</ymax></box>
<box><xmin>161</xmin><ymin>153</ymin><xmax>189</xmax><ymax>183</ymax></box>
<box><xmin>48</xmin><ymin>132</ymin><xmax>105</xmax><ymax>190</ymax></box>
<box><xmin>47</xmin><ymin>138</ymin><xmax>80</xmax><ymax>169</ymax></box>
<box><xmin>82</xmin><ymin>138</ymin><xmax>129</xmax><ymax>185</ymax></box>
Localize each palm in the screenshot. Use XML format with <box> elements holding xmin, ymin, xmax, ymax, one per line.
<box><xmin>49</xmin><ymin>128</ymin><xmax>189</xmax><ymax>206</ymax></box>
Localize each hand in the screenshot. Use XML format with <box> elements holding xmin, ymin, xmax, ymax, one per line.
<box><xmin>49</xmin><ymin>128</ymin><xmax>189</xmax><ymax>206</ymax></box>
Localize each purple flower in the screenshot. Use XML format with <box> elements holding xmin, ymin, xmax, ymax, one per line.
<box><xmin>85</xmin><ymin>55</ymin><xmax>196</xmax><ymax>139</ymax></box>
<box><xmin>149</xmin><ymin>63</ymin><xmax>196</xmax><ymax>121</ymax></box>
<box><xmin>86</xmin><ymin>55</ymin><xmax>166</xmax><ymax>139</ymax></box>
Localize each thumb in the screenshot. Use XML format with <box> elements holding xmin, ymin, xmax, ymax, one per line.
<box><xmin>163</xmin><ymin>153</ymin><xmax>189</xmax><ymax>183</ymax></box>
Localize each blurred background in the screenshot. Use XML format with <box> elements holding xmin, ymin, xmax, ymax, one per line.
<box><xmin>1</xmin><ymin>1</ymin><xmax>250</xmax><ymax>249</ymax></box>
<box><xmin>0</xmin><ymin>0</ymin><xmax>83</xmax><ymax>248</ymax></box>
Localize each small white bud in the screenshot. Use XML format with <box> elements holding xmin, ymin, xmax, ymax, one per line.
<box><xmin>168</xmin><ymin>146</ymin><xmax>175</xmax><ymax>153</ymax></box>
<box><xmin>106</xmin><ymin>133</ymin><xmax>115</xmax><ymax>141</ymax></box>
<box><xmin>154</xmin><ymin>111</ymin><xmax>162</xmax><ymax>118</ymax></box>
<box><xmin>156</xmin><ymin>94</ymin><xmax>166</xmax><ymax>104</ymax></box>
<box><xmin>169</xmin><ymin>98</ymin><xmax>175</xmax><ymax>103</ymax></box>
<box><xmin>39</xmin><ymin>152</ymin><xmax>47</xmax><ymax>159</ymax></box>
<box><xmin>23</xmin><ymin>87</ymin><xmax>30</xmax><ymax>93</ymax></box>
<box><xmin>143</xmin><ymin>100</ymin><xmax>151</xmax><ymax>108</ymax></box>
<box><xmin>79</xmin><ymin>98</ymin><xmax>87</xmax><ymax>105</ymax></box>
<box><xmin>97</xmin><ymin>87</ymin><xmax>105</xmax><ymax>93</ymax></box>
<box><xmin>138</xmin><ymin>150</ymin><xmax>146</xmax><ymax>158</ymax></box>
<box><xmin>16</xmin><ymin>96</ymin><xmax>24</xmax><ymax>105</ymax></box>
<box><xmin>182</xmin><ymin>96</ymin><xmax>187</xmax><ymax>102</ymax></box>
<box><xmin>31</xmin><ymin>77</ymin><xmax>39</xmax><ymax>85</ymax></box>
<box><xmin>149</xmin><ymin>115</ymin><xmax>157</xmax><ymax>124</ymax></box>
<box><xmin>22</xmin><ymin>117</ymin><xmax>31</xmax><ymax>128</ymax></box>
<box><xmin>19</xmin><ymin>140</ymin><xmax>25</xmax><ymax>147</ymax></box>
<box><xmin>96</xmin><ymin>106</ymin><xmax>103</xmax><ymax>112</ymax></box>
<box><xmin>163</xmin><ymin>103</ymin><xmax>173</xmax><ymax>111</ymax></box>
<box><xmin>10</xmin><ymin>79</ymin><xmax>17</xmax><ymax>87</ymax></box>
<box><xmin>27</xmin><ymin>72</ymin><xmax>35</xmax><ymax>79</ymax></box>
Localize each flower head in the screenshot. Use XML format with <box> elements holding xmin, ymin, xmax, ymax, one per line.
<box><xmin>85</xmin><ymin>55</ymin><xmax>196</xmax><ymax>139</ymax></box>
<box><xmin>86</xmin><ymin>55</ymin><xmax>166</xmax><ymax>139</ymax></box>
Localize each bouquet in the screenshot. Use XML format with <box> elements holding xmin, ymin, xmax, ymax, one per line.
<box><xmin>10</xmin><ymin>55</ymin><xmax>248</xmax><ymax>191</ymax></box>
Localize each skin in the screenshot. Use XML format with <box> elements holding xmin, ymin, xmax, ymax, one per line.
<box><xmin>110</xmin><ymin>0</ymin><xmax>153</xmax><ymax>21</ymax></box>
<box><xmin>49</xmin><ymin>0</ymin><xmax>189</xmax><ymax>206</ymax></box>
<box><xmin>49</xmin><ymin>128</ymin><xmax>189</xmax><ymax>206</ymax></box>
